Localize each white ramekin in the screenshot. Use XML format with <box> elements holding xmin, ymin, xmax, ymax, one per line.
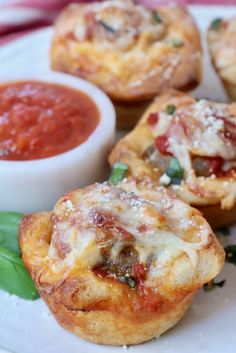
<box><xmin>0</xmin><ymin>71</ymin><xmax>116</xmax><ymax>213</ymax></box>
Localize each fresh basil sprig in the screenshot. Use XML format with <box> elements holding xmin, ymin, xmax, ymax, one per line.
<box><xmin>166</xmin><ymin>157</ymin><xmax>184</xmax><ymax>185</ymax></box>
<box><xmin>225</xmin><ymin>245</ymin><xmax>236</xmax><ymax>265</ymax></box>
<box><xmin>0</xmin><ymin>246</ymin><xmax>39</xmax><ymax>300</ymax></box>
<box><xmin>109</xmin><ymin>162</ymin><xmax>128</xmax><ymax>186</ymax></box>
<box><xmin>0</xmin><ymin>212</ymin><xmax>39</xmax><ymax>300</ymax></box>
<box><xmin>0</xmin><ymin>212</ymin><xmax>23</xmax><ymax>254</ymax></box>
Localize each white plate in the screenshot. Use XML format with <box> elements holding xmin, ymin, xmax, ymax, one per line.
<box><xmin>0</xmin><ymin>5</ymin><xmax>236</xmax><ymax>353</ymax></box>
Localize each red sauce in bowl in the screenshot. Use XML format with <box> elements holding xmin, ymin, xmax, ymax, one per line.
<box><xmin>0</xmin><ymin>81</ymin><xmax>100</xmax><ymax>161</ymax></box>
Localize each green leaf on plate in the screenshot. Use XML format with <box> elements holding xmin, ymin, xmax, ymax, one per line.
<box><xmin>109</xmin><ymin>162</ymin><xmax>128</xmax><ymax>186</ymax></box>
<box><xmin>0</xmin><ymin>212</ymin><xmax>23</xmax><ymax>254</ymax></box>
<box><xmin>0</xmin><ymin>246</ymin><xmax>39</xmax><ymax>300</ymax></box>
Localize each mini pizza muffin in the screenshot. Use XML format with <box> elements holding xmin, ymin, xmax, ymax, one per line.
<box><xmin>109</xmin><ymin>90</ymin><xmax>236</xmax><ymax>228</ymax></box>
<box><xmin>19</xmin><ymin>179</ymin><xmax>224</xmax><ymax>346</ymax></box>
<box><xmin>208</xmin><ymin>17</ymin><xmax>236</xmax><ymax>100</ymax></box>
<box><xmin>50</xmin><ymin>0</ymin><xmax>201</xmax><ymax>128</ymax></box>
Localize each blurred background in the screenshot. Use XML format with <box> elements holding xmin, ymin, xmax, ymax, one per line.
<box><xmin>0</xmin><ymin>0</ymin><xmax>234</xmax><ymax>45</ymax></box>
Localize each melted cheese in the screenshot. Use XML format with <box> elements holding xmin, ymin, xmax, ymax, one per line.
<box><xmin>48</xmin><ymin>182</ymin><xmax>210</xmax><ymax>283</ymax></box>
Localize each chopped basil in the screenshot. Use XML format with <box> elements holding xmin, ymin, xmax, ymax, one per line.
<box><xmin>98</xmin><ymin>20</ymin><xmax>116</xmax><ymax>33</ymax></box>
<box><xmin>127</xmin><ymin>277</ymin><xmax>136</xmax><ymax>288</ymax></box>
<box><xmin>225</xmin><ymin>245</ymin><xmax>236</xmax><ymax>265</ymax></box>
<box><xmin>119</xmin><ymin>275</ymin><xmax>136</xmax><ymax>289</ymax></box>
<box><xmin>216</xmin><ymin>226</ymin><xmax>230</xmax><ymax>237</ymax></box>
<box><xmin>166</xmin><ymin>157</ymin><xmax>184</xmax><ymax>185</ymax></box>
<box><xmin>203</xmin><ymin>279</ymin><xmax>225</xmax><ymax>292</ymax></box>
<box><xmin>109</xmin><ymin>162</ymin><xmax>128</xmax><ymax>186</ymax></box>
<box><xmin>210</xmin><ymin>18</ymin><xmax>222</xmax><ymax>31</ymax></box>
<box><xmin>171</xmin><ymin>38</ymin><xmax>184</xmax><ymax>48</ymax></box>
<box><xmin>152</xmin><ymin>11</ymin><xmax>163</xmax><ymax>24</ymax></box>
<box><xmin>166</xmin><ymin>104</ymin><xmax>176</xmax><ymax>115</ymax></box>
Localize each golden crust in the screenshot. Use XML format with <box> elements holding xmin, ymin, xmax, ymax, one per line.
<box><xmin>50</xmin><ymin>1</ymin><xmax>201</xmax><ymax>103</ymax></box>
<box><xmin>207</xmin><ymin>17</ymin><xmax>236</xmax><ymax>101</ymax></box>
<box><xmin>109</xmin><ymin>90</ymin><xmax>236</xmax><ymax>227</ymax></box>
<box><xmin>19</xmin><ymin>181</ymin><xmax>224</xmax><ymax>345</ymax></box>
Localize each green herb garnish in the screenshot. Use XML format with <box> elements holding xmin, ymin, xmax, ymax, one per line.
<box><xmin>127</xmin><ymin>277</ymin><xmax>136</xmax><ymax>288</ymax></box>
<box><xmin>171</xmin><ymin>38</ymin><xmax>184</xmax><ymax>48</ymax></box>
<box><xmin>109</xmin><ymin>162</ymin><xmax>128</xmax><ymax>186</ymax></box>
<box><xmin>152</xmin><ymin>11</ymin><xmax>163</xmax><ymax>24</ymax></box>
<box><xmin>166</xmin><ymin>104</ymin><xmax>176</xmax><ymax>115</ymax></box>
<box><xmin>0</xmin><ymin>212</ymin><xmax>23</xmax><ymax>254</ymax></box>
<box><xmin>0</xmin><ymin>246</ymin><xmax>39</xmax><ymax>300</ymax></box>
<box><xmin>98</xmin><ymin>20</ymin><xmax>116</xmax><ymax>33</ymax></box>
<box><xmin>216</xmin><ymin>226</ymin><xmax>230</xmax><ymax>237</ymax></box>
<box><xmin>119</xmin><ymin>275</ymin><xmax>136</xmax><ymax>289</ymax></box>
<box><xmin>225</xmin><ymin>245</ymin><xmax>236</xmax><ymax>265</ymax></box>
<box><xmin>166</xmin><ymin>157</ymin><xmax>184</xmax><ymax>185</ymax></box>
<box><xmin>203</xmin><ymin>279</ymin><xmax>225</xmax><ymax>292</ymax></box>
<box><xmin>210</xmin><ymin>18</ymin><xmax>222</xmax><ymax>31</ymax></box>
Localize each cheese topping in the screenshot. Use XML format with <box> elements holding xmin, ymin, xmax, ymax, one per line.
<box><xmin>48</xmin><ymin>182</ymin><xmax>211</xmax><ymax>285</ymax></box>
<box><xmin>147</xmin><ymin>98</ymin><xmax>236</xmax><ymax>207</ymax></box>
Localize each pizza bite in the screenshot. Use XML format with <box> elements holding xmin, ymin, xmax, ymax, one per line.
<box><xmin>50</xmin><ymin>0</ymin><xmax>201</xmax><ymax>127</ymax></box>
<box><xmin>19</xmin><ymin>179</ymin><xmax>224</xmax><ymax>345</ymax></box>
<box><xmin>109</xmin><ymin>90</ymin><xmax>236</xmax><ymax>227</ymax></box>
<box><xmin>208</xmin><ymin>17</ymin><xmax>236</xmax><ymax>100</ymax></box>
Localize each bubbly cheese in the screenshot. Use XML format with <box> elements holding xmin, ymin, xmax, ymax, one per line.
<box><xmin>48</xmin><ymin>182</ymin><xmax>210</xmax><ymax>284</ymax></box>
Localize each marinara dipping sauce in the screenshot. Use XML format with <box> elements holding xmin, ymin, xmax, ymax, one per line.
<box><xmin>0</xmin><ymin>81</ymin><xmax>100</xmax><ymax>160</ymax></box>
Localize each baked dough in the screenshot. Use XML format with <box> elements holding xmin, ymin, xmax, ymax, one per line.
<box><xmin>19</xmin><ymin>179</ymin><xmax>224</xmax><ymax>346</ymax></box>
<box><xmin>109</xmin><ymin>90</ymin><xmax>236</xmax><ymax>227</ymax></box>
<box><xmin>50</xmin><ymin>0</ymin><xmax>201</xmax><ymax>127</ymax></box>
<box><xmin>208</xmin><ymin>17</ymin><xmax>236</xmax><ymax>101</ymax></box>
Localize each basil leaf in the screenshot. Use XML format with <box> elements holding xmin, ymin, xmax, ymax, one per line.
<box><xmin>166</xmin><ymin>104</ymin><xmax>176</xmax><ymax>115</ymax></box>
<box><xmin>0</xmin><ymin>246</ymin><xmax>39</xmax><ymax>300</ymax></box>
<box><xmin>109</xmin><ymin>162</ymin><xmax>128</xmax><ymax>186</ymax></box>
<box><xmin>152</xmin><ymin>11</ymin><xmax>163</xmax><ymax>24</ymax></box>
<box><xmin>98</xmin><ymin>20</ymin><xmax>116</xmax><ymax>33</ymax></box>
<box><xmin>166</xmin><ymin>157</ymin><xmax>184</xmax><ymax>185</ymax></box>
<box><xmin>203</xmin><ymin>279</ymin><xmax>226</xmax><ymax>292</ymax></box>
<box><xmin>0</xmin><ymin>212</ymin><xmax>23</xmax><ymax>254</ymax></box>
<box><xmin>210</xmin><ymin>18</ymin><xmax>222</xmax><ymax>31</ymax></box>
<box><xmin>225</xmin><ymin>245</ymin><xmax>236</xmax><ymax>265</ymax></box>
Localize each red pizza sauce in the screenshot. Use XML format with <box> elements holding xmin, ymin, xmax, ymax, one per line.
<box><xmin>0</xmin><ymin>81</ymin><xmax>100</xmax><ymax>161</ymax></box>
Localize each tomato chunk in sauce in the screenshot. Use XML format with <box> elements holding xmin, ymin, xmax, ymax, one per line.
<box><xmin>0</xmin><ymin>81</ymin><xmax>99</xmax><ymax>160</ymax></box>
